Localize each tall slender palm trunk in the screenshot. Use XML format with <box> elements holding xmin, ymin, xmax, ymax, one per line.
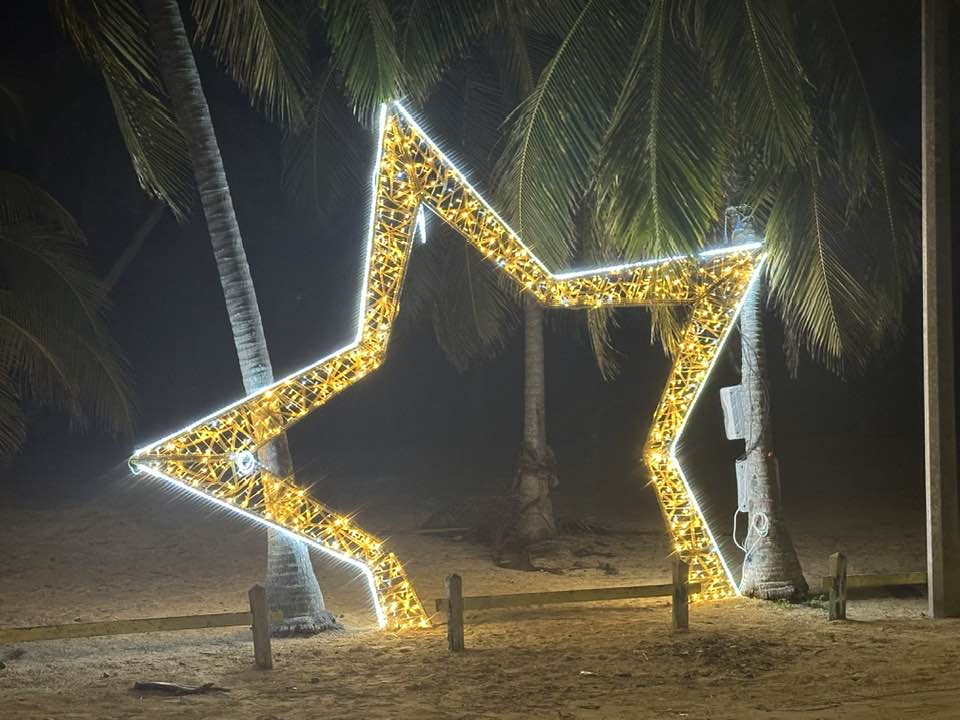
<box><xmin>495</xmin><ymin>25</ymin><xmax>558</xmax><ymax>548</ymax></box>
<box><xmin>513</xmin><ymin>296</ymin><xmax>558</xmax><ymax>544</ymax></box>
<box><xmin>143</xmin><ymin>0</ymin><xmax>337</xmax><ymax>635</ymax></box>
<box><xmin>737</xmin><ymin>276</ymin><xmax>807</xmax><ymax>599</ymax></box>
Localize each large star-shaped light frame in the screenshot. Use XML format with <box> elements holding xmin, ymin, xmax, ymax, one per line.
<box><xmin>130</xmin><ymin>103</ymin><xmax>763</xmax><ymax>630</ymax></box>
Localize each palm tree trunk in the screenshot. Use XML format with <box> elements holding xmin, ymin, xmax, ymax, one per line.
<box><xmin>737</xmin><ymin>276</ymin><xmax>808</xmax><ymax>599</ymax></box>
<box><xmin>143</xmin><ymin>0</ymin><xmax>337</xmax><ymax>635</ymax></box>
<box><xmin>486</xmin><ymin>24</ymin><xmax>556</xmax><ymax>548</ymax></box>
<box><xmin>513</xmin><ymin>296</ymin><xmax>557</xmax><ymax>544</ymax></box>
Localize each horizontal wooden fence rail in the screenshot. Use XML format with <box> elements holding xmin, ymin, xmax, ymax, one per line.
<box><xmin>437</xmin><ymin>561</ymin><xmax>697</xmax><ymax>651</ymax></box>
<box><xmin>0</xmin><ymin>586</ymin><xmax>278</xmax><ymax>670</ymax></box>
<box><xmin>819</xmin><ymin>571</ymin><xmax>927</xmax><ymax>592</ymax></box>
<box><xmin>434</xmin><ymin>581</ymin><xmax>701</xmax><ymax>615</ymax></box>
<box><xmin>0</xmin><ymin>609</ymin><xmax>281</xmax><ymax>644</ymax></box>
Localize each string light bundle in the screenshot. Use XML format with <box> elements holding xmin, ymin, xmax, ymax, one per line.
<box><xmin>130</xmin><ymin>103</ymin><xmax>762</xmax><ymax>628</ymax></box>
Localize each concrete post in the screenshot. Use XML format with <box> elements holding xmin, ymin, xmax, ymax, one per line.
<box><xmin>922</xmin><ymin>0</ymin><xmax>960</xmax><ymax>618</ymax></box>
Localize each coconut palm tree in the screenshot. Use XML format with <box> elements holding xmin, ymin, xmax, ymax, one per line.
<box><xmin>140</xmin><ymin>0</ymin><xmax>345</xmax><ymax>635</ymax></box>
<box><xmin>414</xmin><ymin>27</ymin><xmax>563</xmax><ymax>546</ymax></box>
<box><xmin>395</xmin><ymin>2</ymin><xmax>625</xmax><ymax>548</ymax></box>
<box><xmin>496</xmin><ymin>0</ymin><xmax>919</xmax><ymax>598</ymax></box>
<box><xmin>52</xmin><ymin>0</ymin><xmax>338</xmax><ymax>634</ymax></box>
<box><xmin>52</xmin><ymin>0</ymin><xmax>473</xmax><ymax>631</ymax></box>
<box><xmin>495</xmin><ymin>9</ymin><xmax>561</xmax><ymax>546</ymax></box>
<box><xmin>53</xmin><ymin>0</ymin><xmax>326</xmax><ymax>633</ymax></box>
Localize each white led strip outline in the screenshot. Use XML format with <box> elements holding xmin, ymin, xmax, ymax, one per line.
<box><xmin>136</xmin><ymin>465</ymin><xmax>386</xmax><ymax>627</ymax></box>
<box><xmin>130</xmin><ymin>100</ymin><xmax>763</xmax><ymax>623</ymax></box>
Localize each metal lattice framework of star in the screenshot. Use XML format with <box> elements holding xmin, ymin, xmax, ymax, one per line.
<box><xmin>129</xmin><ymin>102</ymin><xmax>763</xmax><ymax>630</ymax></box>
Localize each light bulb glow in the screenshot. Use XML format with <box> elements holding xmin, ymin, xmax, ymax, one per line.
<box><xmin>234</xmin><ymin>449</ymin><xmax>257</xmax><ymax>476</ymax></box>
<box><xmin>130</xmin><ymin>102</ymin><xmax>763</xmax><ymax>628</ymax></box>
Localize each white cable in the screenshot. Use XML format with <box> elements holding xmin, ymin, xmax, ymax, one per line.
<box><xmin>732</xmin><ymin>509</ymin><xmax>748</xmax><ymax>552</ymax></box>
<box><xmin>744</xmin><ymin>511</ymin><xmax>770</xmax><ymax>560</ymax></box>
<box><xmin>733</xmin><ymin>507</ymin><xmax>770</xmax><ymax>562</ymax></box>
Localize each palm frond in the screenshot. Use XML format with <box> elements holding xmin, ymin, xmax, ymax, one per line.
<box><xmin>280</xmin><ymin>64</ymin><xmax>368</xmax><ymax>222</ymax></box>
<box><xmin>693</xmin><ymin>0</ymin><xmax>813</xmax><ymax>168</ymax></box>
<box><xmin>397</xmin><ymin>0</ymin><xmax>493</xmax><ymax>100</ymax></box>
<box><xmin>320</xmin><ymin>0</ymin><xmax>406</xmax><ymax>120</ymax></box>
<box><xmin>799</xmin><ymin>1</ymin><xmax>919</xmax><ymax>291</ymax></box>
<box><xmin>0</xmin><ymin>218</ymin><xmax>135</xmax><ymax>458</ymax></box>
<box><xmin>597</xmin><ymin>0</ymin><xmax>727</xmax><ymax>260</ymax></box>
<box><xmin>0</xmin><ymin>296</ymin><xmax>76</xmax><ymax>406</ymax></box>
<box><xmin>585</xmin><ymin>307</ymin><xmax>622</xmax><ymax>380</ymax></box>
<box><xmin>191</xmin><ymin>0</ymin><xmax>310</xmax><ymax>127</ymax></box>
<box><xmin>793</xmin><ymin>3</ymin><xmax>886</xmax><ymax>208</ymax></box>
<box><xmin>486</xmin><ymin>7</ymin><xmax>534</xmax><ymax>106</ymax></box>
<box><xmin>648</xmin><ymin>305</ymin><xmax>689</xmax><ymax>357</ymax></box>
<box><xmin>496</xmin><ymin>0</ymin><xmax>636</xmax><ymax>269</ymax></box>
<box><xmin>0</xmin><ymin>171</ymin><xmax>86</xmax><ymax>242</ymax></box>
<box><xmin>401</xmin><ymin>223</ymin><xmax>519</xmax><ymax>371</ymax></box>
<box><xmin>764</xmin><ymin>163</ymin><xmax>883</xmax><ymax>371</ymax></box>
<box><xmin>0</xmin><ymin>381</ymin><xmax>27</xmax><ymax>461</ymax></box>
<box><xmin>52</xmin><ymin>0</ymin><xmax>194</xmax><ymax>218</ymax></box>
<box><xmin>423</xmin><ymin>58</ymin><xmax>506</xmax><ymax>180</ymax></box>
<box><xmin>749</xmin><ymin>1</ymin><xmax>919</xmax><ymax>372</ymax></box>
<box><xmin>575</xmin><ymin>190</ymin><xmax>623</xmax><ymax>378</ymax></box>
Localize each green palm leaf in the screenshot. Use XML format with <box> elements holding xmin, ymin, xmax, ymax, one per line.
<box><xmin>191</xmin><ymin>0</ymin><xmax>310</xmax><ymax>127</ymax></box>
<box><xmin>0</xmin><ymin>171</ymin><xmax>86</xmax><ymax>242</ymax></box>
<box><xmin>765</xmin><ymin>164</ymin><xmax>879</xmax><ymax>371</ymax></box>
<box><xmin>321</xmin><ymin>0</ymin><xmax>406</xmax><ymax>118</ymax></box>
<box><xmin>496</xmin><ymin>0</ymin><xmax>636</xmax><ymax>268</ymax></box>
<box><xmin>693</xmin><ymin>0</ymin><xmax>813</xmax><ymax>168</ymax></box>
<box><xmin>280</xmin><ymin>64</ymin><xmax>368</xmax><ymax>222</ymax></box>
<box><xmin>52</xmin><ymin>0</ymin><xmax>194</xmax><ymax>218</ymax></box>
<box><xmin>398</xmin><ymin>0</ymin><xmax>494</xmax><ymax>100</ymax></box>
<box><xmin>0</xmin><ymin>214</ymin><xmax>135</xmax><ymax>458</ymax></box>
<box><xmin>598</xmin><ymin>0</ymin><xmax>727</xmax><ymax>259</ymax></box>
<box><xmin>401</xmin><ymin>224</ymin><xmax>519</xmax><ymax>372</ymax></box>
<box><xmin>799</xmin><ymin>1</ymin><xmax>919</xmax><ymax>295</ymax></box>
<box><xmin>424</xmin><ymin>59</ymin><xmax>508</xmax><ymax>180</ymax></box>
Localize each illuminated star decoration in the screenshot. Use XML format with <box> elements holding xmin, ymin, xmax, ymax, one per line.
<box><xmin>129</xmin><ymin>102</ymin><xmax>763</xmax><ymax>629</ymax></box>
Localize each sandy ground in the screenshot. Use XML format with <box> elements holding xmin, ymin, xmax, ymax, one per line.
<box><xmin>0</xmin><ymin>468</ymin><xmax>952</xmax><ymax>719</ymax></box>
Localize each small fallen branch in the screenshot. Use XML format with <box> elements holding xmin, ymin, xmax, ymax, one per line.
<box><xmin>133</xmin><ymin>681</ymin><xmax>229</xmax><ymax>695</ymax></box>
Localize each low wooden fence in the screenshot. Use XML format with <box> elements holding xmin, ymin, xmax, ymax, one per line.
<box><xmin>0</xmin><ymin>584</ymin><xmax>277</xmax><ymax>669</ymax></box>
<box><xmin>435</xmin><ymin>560</ymin><xmax>699</xmax><ymax>651</ymax></box>
<box><xmin>823</xmin><ymin>552</ymin><xmax>926</xmax><ymax>620</ymax></box>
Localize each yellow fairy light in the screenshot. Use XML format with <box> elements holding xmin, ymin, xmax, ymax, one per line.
<box><xmin>130</xmin><ymin>102</ymin><xmax>761</xmax><ymax>629</ymax></box>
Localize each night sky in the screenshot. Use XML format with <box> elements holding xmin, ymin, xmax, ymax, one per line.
<box><xmin>0</xmin><ymin>2</ymin><xmax>948</xmax><ymax>520</ymax></box>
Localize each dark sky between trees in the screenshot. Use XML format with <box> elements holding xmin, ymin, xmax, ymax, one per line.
<box><xmin>0</xmin><ymin>2</ymin><xmax>947</xmax><ymax>512</ymax></box>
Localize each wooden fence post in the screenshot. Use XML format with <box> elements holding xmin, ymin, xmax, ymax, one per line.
<box><xmin>445</xmin><ymin>574</ymin><xmax>465</xmax><ymax>651</ymax></box>
<box><xmin>672</xmin><ymin>559</ymin><xmax>689</xmax><ymax>631</ymax></box>
<box><xmin>828</xmin><ymin>552</ymin><xmax>847</xmax><ymax>621</ymax></box>
<box><xmin>249</xmin><ymin>584</ymin><xmax>273</xmax><ymax>669</ymax></box>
